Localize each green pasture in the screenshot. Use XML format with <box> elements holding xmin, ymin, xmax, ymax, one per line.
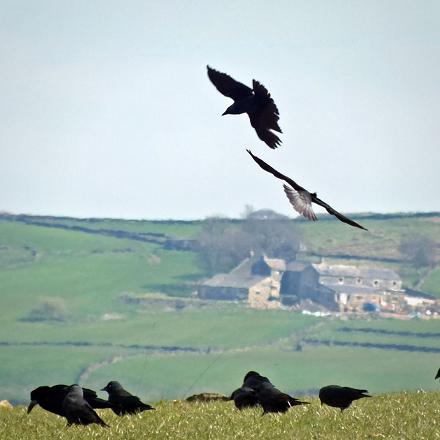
<box><xmin>2</xmin><ymin>391</ymin><xmax>439</xmax><ymax>439</ymax></box>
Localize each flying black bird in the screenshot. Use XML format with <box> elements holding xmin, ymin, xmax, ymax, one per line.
<box><xmin>207</xmin><ymin>66</ymin><xmax>282</xmax><ymax>149</ymax></box>
<box><xmin>28</xmin><ymin>384</ymin><xmax>113</xmax><ymax>417</ymax></box>
<box><xmin>101</xmin><ymin>381</ymin><xmax>154</xmax><ymax>416</ymax></box>
<box><xmin>319</xmin><ymin>385</ymin><xmax>370</xmax><ymax>411</ymax></box>
<box><xmin>435</xmin><ymin>368</ymin><xmax>440</xmax><ymax>380</ymax></box>
<box><xmin>62</xmin><ymin>385</ymin><xmax>109</xmax><ymax>427</ymax></box>
<box><xmin>247</xmin><ymin>149</ymin><xmax>368</xmax><ymax>231</ymax></box>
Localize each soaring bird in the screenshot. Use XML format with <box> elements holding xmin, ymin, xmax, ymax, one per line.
<box><xmin>207</xmin><ymin>66</ymin><xmax>282</xmax><ymax>149</ymax></box>
<box><xmin>247</xmin><ymin>149</ymin><xmax>368</xmax><ymax>231</ymax></box>
<box><xmin>319</xmin><ymin>385</ymin><xmax>370</xmax><ymax>411</ymax></box>
<box><xmin>28</xmin><ymin>384</ymin><xmax>113</xmax><ymax>417</ymax></box>
<box><xmin>435</xmin><ymin>368</ymin><xmax>440</xmax><ymax>380</ymax></box>
<box><xmin>62</xmin><ymin>385</ymin><xmax>109</xmax><ymax>427</ymax></box>
<box><xmin>101</xmin><ymin>381</ymin><xmax>154</xmax><ymax>416</ymax></box>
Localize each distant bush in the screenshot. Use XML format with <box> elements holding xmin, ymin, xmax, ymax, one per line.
<box><xmin>197</xmin><ymin>210</ymin><xmax>301</xmax><ymax>274</ymax></box>
<box><xmin>399</xmin><ymin>234</ymin><xmax>437</xmax><ymax>268</ymax></box>
<box><xmin>23</xmin><ymin>297</ymin><xmax>69</xmax><ymax>322</ymax></box>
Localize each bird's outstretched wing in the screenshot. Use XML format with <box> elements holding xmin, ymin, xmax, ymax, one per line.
<box><xmin>207</xmin><ymin>66</ymin><xmax>253</xmax><ymax>101</ymax></box>
<box><xmin>248</xmin><ymin>80</ymin><xmax>282</xmax><ymax>149</ymax></box>
<box><xmin>246</xmin><ymin>150</ymin><xmax>305</xmax><ymax>192</ymax></box>
<box><xmin>251</xmin><ymin>80</ymin><xmax>281</xmax><ymax>133</ymax></box>
<box><xmin>283</xmin><ymin>185</ymin><xmax>317</xmax><ymax>221</ymax></box>
<box><xmin>312</xmin><ymin>196</ymin><xmax>368</xmax><ymax>231</ymax></box>
<box><xmin>247</xmin><ymin>149</ymin><xmax>368</xmax><ymax>231</ymax></box>
<box><xmin>252</xmin><ymin>126</ymin><xmax>282</xmax><ymax>149</ymax></box>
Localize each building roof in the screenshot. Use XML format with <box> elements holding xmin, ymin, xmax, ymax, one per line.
<box><xmin>404</xmin><ymin>288</ymin><xmax>437</xmax><ymax>300</ymax></box>
<box><xmin>286</xmin><ymin>261</ymin><xmax>312</xmax><ymax>272</ymax></box>
<box><xmin>263</xmin><ymin>257</ymin><xmax>286</xmax><ymax>271</ymax></box>
<box><xmin>327</xmin><ymin>284</ymin><xmax>385</xmax><ymax>296</ymax></box>
<box><xmin>313</xmin><ymin>263</ymin><xmax>400</xmax><ymax>281</ymax></box>
<box><xmin>200</xmin><ymin>272</ymin><xmax>267</xmax><ymax>289</ymax></box>
<box><xmin>200</xmin><ymin>257</ymin><xmax>268</xmax><ymax>289</ymax></box>
<box><xmin>359</xmin><ymin>268</ymin><xmax>400</xmax><ymax>281</ymax></box>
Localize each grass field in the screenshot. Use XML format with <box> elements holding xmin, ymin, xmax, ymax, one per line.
<box><xmin>1</xmin><ymin>214</ymin><xmax>439</xmax><ymax>405</ymax></box>
<box><xmin>1</xmin><ymin>391</ymin><xmax>439</xmax><ymax>439</ymax></box>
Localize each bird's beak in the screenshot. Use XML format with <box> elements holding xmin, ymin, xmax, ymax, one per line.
<box><xmin>221</xmin><ymin>110</ymin><xmax>228</xmax><ymax>116</ymax></box>
<box><xmin>27</xmin><ymin>400</ymin><xmax>38</xmax><ymax>414</ymax></box>
<box><xmin>100</xmin><ymin>387</ymin><xmax>107</xmax><ymax>391</ymax></box>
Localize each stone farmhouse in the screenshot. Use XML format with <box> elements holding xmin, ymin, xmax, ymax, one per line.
<box><xmin>197</xmin><ymin>255</ymin><xmax>438</xmax><ymax>315</ymax></box>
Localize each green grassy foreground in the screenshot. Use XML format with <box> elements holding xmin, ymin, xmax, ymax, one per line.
<box><xmin>1</xmin><ymin>391</ymin><xmax>439</xmax><ymax>439</ymax></box>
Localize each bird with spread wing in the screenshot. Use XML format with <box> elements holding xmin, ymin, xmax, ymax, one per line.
<box><xmin>247</xmin><ymin>149</ymin><xmax>367</xmax><ymax>231</ymax></box>
<box><xmin>207</xmin><ymin>66</ymin><xmax>282</xmax><ymax>149</ymax></box>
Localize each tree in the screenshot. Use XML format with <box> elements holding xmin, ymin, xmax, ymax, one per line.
<box><xmin>23</xmin><ymin>297</ymin><xmax>69</xmax><ymax>322</ymax></box>
<box><xmin>399</xmin><ymin>234</ymin><xmax>437</xmax><ymax>268</ymax></box>
<box><xmin>197</xmin><ymin>213</ymin><xmax>301</xmax><ymax>274</ymax></box>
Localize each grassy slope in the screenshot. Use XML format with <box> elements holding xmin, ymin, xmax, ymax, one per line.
<box><xmin>0</xmin><ymin>221</ymin><xmax>204</xmax><ymax>321</ymax></box>
<box><xmin>83</xmin><ymin>345</ymin><xmax>439</xmax><ymax>401</ymax></box>
<box><xmin>1</xmin><ymin>215</ymin><xmax>440</xmax><ymax>405</ymax></box>
<box><xmin>2</xmin><ymin>391</ymin><xmax>439</xmax><ymax>440</ymax></box>
<box><xmin>421</xmin><ymin>267</ymin><xmax>440</xmax><ymax>296</ymax></box>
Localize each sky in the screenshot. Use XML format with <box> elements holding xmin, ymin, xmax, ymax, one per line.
<box><xmin>1</xmin><ymin>0</ymin><xmax>439</xmax><ymax>219</ymax></box>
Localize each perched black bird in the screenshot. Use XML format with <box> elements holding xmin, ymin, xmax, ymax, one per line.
<box><xmin>230</xmin><ymin>386</ymin><xmax>259</xmax><ymax>410</ymax></box>
<box><xmin>319</xmin><ymin>385</ymin><xmax>371</xmax><ymax>411</ymax></box>
<box><xmin>239</xmin><ymin>371</ymin><xmax>309</xmax><ymax>414</ymax></box>
<box><xmin>62</xmin><ymin>385</ymin><xmax>109</xmax><ymax>427</ymax></box>
<box><xmin>247</xmin><ymin>149</ymin><xmax>368</xmax><ymax>231</ymax></box>
<box><xmin>252</xmin><ymin>381</ymin><xmax>309</xmax><ymax>414</ymax></box>
<box><xmin>207</xmin><ymin>66</ymin><xmax>282</xmax><ymax>149</ymax></box>
<box><xmin>28</xmin><ymin>384</ymin><xmax>113</xmax><ymax>417</ymax></box>
<box><xmin>242</xmin><ymin>371</ymin><xmax>271</xmax><ymax>389</ymax></box>
<box><xmin>230</xmin><ymin>371</ymin><xmax>267</xmax><ymax>410</ymax></box>
<box><xmin>101</xmin><ymin>381</ymin><xmax>154</xmax><ymax>416</ymax></box>
<box><xmin>435</xmin><ymin>368</ymin><xmax>440</xmax><ymax>380</ymax></box>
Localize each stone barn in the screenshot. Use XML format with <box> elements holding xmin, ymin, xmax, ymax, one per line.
<box><xmin>197</xmin><ymin>257</ymin><xmax>282</xmax><ymax>309</ymax></box>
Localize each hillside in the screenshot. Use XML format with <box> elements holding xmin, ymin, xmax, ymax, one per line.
<box><xmin>2</xmin><ymin>391</ymin><xmax>439</xmax><ymax>439</ymax></box>
<box><xmin>0</xmin><ymin>213</ymin><xmax>439</xmax><ymax>404</ymax></box>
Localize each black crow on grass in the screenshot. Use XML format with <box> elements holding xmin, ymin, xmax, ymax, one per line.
<box><xmin>207</xmin><ymin>66</ymin><xmax>282</xmax><ymax>149</ymax></box>
<box><xmin>236</xmin><ymin>371</ymin><xmax>309</xmax><ymax>414</ymax></box>
<box><xmin>319</xmin><ymin>385</ymin><xmax>371</xmax><ymax>411</ymax></box>
<box><xmin>28</xmin><ymin>384</ymin><xmax>113</xmax><ymax>417</ymax></box>
<box><xmin>62</xmin><ymin>385</ymin><xmax>109</xmax><ymax>427</ymax></box>
<box><xmin>252</xmin><ymin>381</ymin><xmax>309</xmax><ymax>414</ymax></box>
<box><xmin>101</xmin><ymin>381</ymin><xmax>154</xmax><ymax>416</ymax></box>
<box><xmin>230</xmin><ymin>386</ymin><xmax>259</xmax><ymax>410</ymax></box>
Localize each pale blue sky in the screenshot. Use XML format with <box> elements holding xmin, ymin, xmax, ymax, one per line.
<box><xmin>1</xmin><ymin>0</ymin><xmax>439</xmax><ymax>219</ymax></box>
